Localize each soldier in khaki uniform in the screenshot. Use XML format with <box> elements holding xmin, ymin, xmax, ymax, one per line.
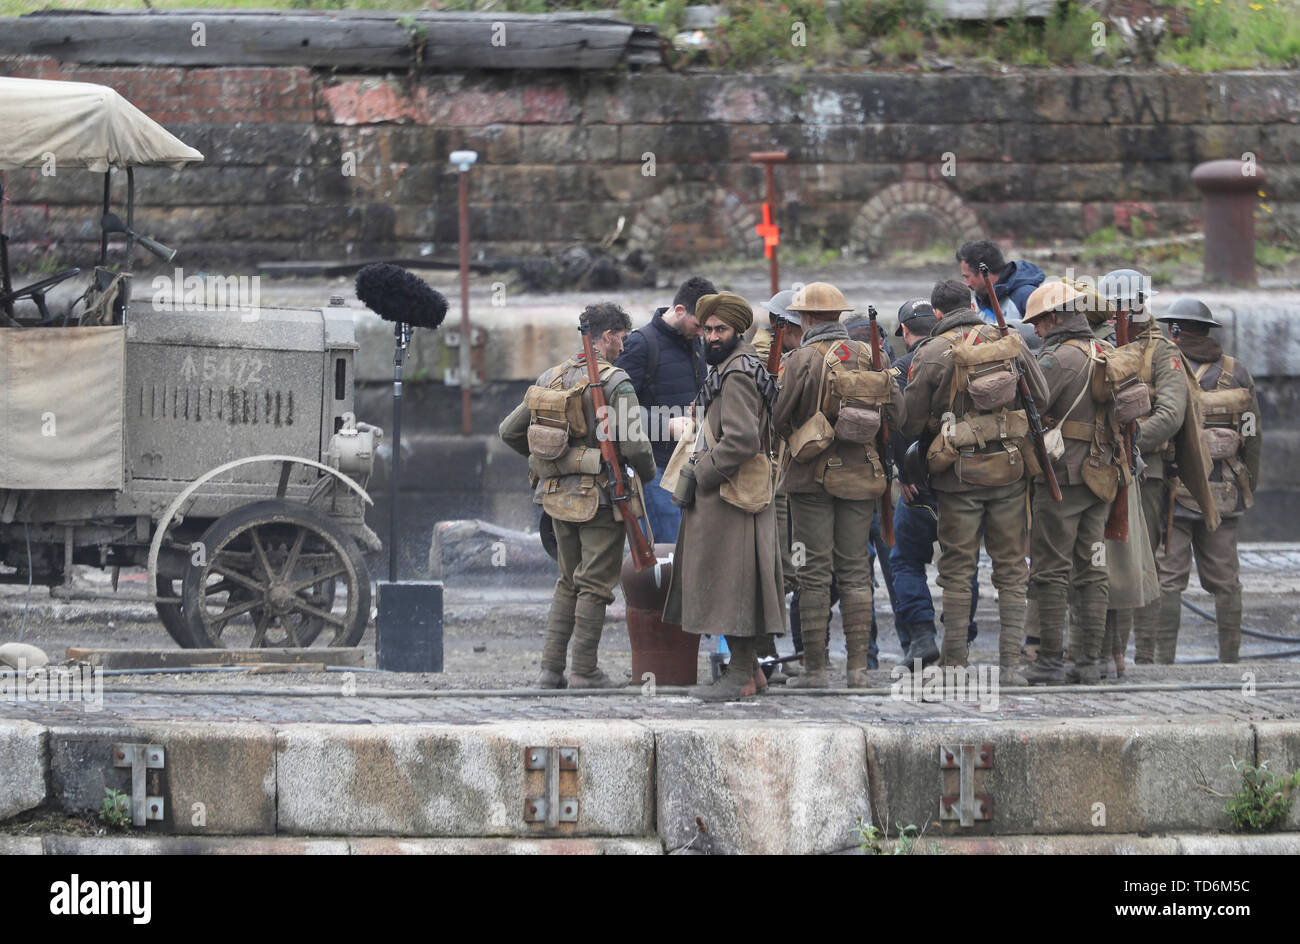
<box><xmin>499</xmin><ymin>303</ymin><xmax>657</xmax><ymax>688</ymax></box>
<box><xmin>773</xmin><ymin>282</ymin><xmax>905</xmax><ymax>688</ymax></box>
<box><xmin>752</xmin><ymin>291</ymin><xmax>804</xmax><ymax>679</ymax></box>
<box><xmin>1098</xmin><ymin>269</ymin><xmax>1189</xmax><ymax>664</ymax></box>
<box><xmin>1020</xmin><ymin>282</ymin><xmax>1125</xmax><ymax>685</ymax></box>
<box><xmin>900</xmin><ymin>279</ymin><xmax>1050</xmax><ymax>680</ymax></box>
<box><xmin>1154</xmin><ymin>298</ymin><xmax>1262</xmax><ymax>663</ymax></box>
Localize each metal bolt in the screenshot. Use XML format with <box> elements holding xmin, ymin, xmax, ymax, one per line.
<box><xmin>116</xmin><ymin>751</ymin><xmax>124</xmax><ymax>760</ymax></box>
<box><xmin>529</xmin><ymin>806</ymin><xmax>537</xmax><ymax>815</ymax></box>
<box><xmin>151</xmin><ymin>804</ymin><xmax>159</xmax><ymax>814</ymax></box>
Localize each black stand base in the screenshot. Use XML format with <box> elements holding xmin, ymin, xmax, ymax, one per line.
<box><xmin>377</xmin><ymin>580</ymin><xmax>444</xmax><ymax>672</ymax></box>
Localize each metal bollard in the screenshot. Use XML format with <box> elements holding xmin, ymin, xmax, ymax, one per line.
<box><xmin>621</xmin><ymin>543</ymin><xmax>700</xmax><ymax>686</ymax></box>
<box><xmin>1191</xmin><ymin>158</ymin><xmax>1267</xmax><ymax>287</ymax></box>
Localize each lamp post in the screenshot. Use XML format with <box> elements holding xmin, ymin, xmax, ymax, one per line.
<box><xmin>451</xmin><ymin>149</ymin><xmax>478</xmax><ymax>434</ymax></box>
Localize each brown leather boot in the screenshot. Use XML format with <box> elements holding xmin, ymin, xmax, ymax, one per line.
<box><xmin>690</xmin><ymin>636</ymin><xmax>759</xmax><ymax>702</ymax></box>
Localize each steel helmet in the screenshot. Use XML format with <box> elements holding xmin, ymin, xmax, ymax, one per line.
<box><xmin>1158</xmin><ymin>297</ymin><xmax>1221</xmax><ymax>327</ymax></box>
<box><xmin>787</xmin><ymin>281</ymin><xmax>854</xmax><ymax>314</ymax></box>
<box><xmin>762</xmin><ymin>290</ymin><xmax>802</xmax><ymax>326</ymax></box>
<box><xmin>1099</xmin><ymin>268</ymin><xmax>1158</xmax><ymax>315</ymax></box>
<box><xmin>1023</xmin><ymin>280</ymin><xmax>1087</xmax><ymax>323</ymax></box>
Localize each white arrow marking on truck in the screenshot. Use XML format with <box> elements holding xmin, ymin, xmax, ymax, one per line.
<box><xmin>180</xmin><ymin>354</ymin><xmax>197</xmax><ymax>383</ymax></box>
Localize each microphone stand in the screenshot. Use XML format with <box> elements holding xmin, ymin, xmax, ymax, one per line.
<box><xmin>390</xmin><ymin>320</ymin><xmax>410</xmax><ymax>582</ymax></box>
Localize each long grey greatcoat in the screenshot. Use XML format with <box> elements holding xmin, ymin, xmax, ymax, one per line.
<box><xmin>664</xmin><ymin>341</ymin><xmax>785</xmax><ymax>638</ymax></box>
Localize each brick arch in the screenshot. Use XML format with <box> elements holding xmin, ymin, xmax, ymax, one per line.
<box><xmin>626</xmin><ymin>183</ymin><xmax>761</xmax><ymax>264</ymax></box>
<box><xmin>850</xmin><ymin>182</ymin><xmax>984</xmax><ymax>257</ymax></box>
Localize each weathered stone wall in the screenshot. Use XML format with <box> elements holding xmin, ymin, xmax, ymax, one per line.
<box><xmin>3</xmin><ymin>58</ymin><xmax>1298</xmax><ymax>270</ymax></box>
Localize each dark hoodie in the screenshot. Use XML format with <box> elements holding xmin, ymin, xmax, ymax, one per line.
<box><xmin>996</xmin><ymin>260</ymin><xmax>1046</xmax><ymax>315</ymax></box>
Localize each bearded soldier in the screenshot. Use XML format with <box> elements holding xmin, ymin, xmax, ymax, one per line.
<box><xmin>664</xmin><ymin>292</ymin><xmax>785</xmax><ymax>701</ymax></box>
<box><xmin>1098</xmin><ymin>269</ymin><xmax>1191</xmax><ymax>664</ymax></box>
<box><xmin>900</xmin><ymin>279</ymin><xmax>1050</xmax><ymax>681</ymax></box>
<box><xmin>499</xmin><ymin>303</ymin><xmax>656</xmax><ymax>688</ymax></box>
<box><xmin>1153</xmin><ymin>299</ymin><xmax>1261</xmax><ymax>663</ymax></box>
<box><xmin>773</xmin><ymin>282</ymin><xmax>904</xmax><ymax>688</ymax></box>
<box><xmin>1021</xmin><ymin>282</ymin><xmax>1125</xmax><ymax>685</ymax></box>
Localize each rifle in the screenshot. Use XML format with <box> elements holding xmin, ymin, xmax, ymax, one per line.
<box><xmin>979</xmin><ymin>263</ymin><xmax>1062</xmax><ymax>502</ymax></box>
<box><xmin>580</xmin><ymin>323</ymin><xmax>657</xmax><ymax>572</ymax></box>
<box><xmin>1104</xmin><ymin>313</ymin><xmax>1135</xmax><ymax>541</ymax></box>
<box><xmin>867</xmin><ymin>305</ymin><xmax>896</xmax><ymax>547</ymax></box>
<box><xmin>766</xmin><ymin>319</ymin><xmax>785</xmax><ymax>376</ymax></box>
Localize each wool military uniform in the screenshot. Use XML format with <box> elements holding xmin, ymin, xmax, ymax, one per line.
<box><xmin>1124</xmin><ymin>321</ymin><xmax>1190</xmax><ymax>663</ymax></box>
<box><xmin>500</xmin><ymin>352</ymin><xmax>656</xmax><ymax>686</ymax></box>
<box><xmin>664</xmin><ymin>339</ymin><xmax>785</xmax><ymax>640</ymax></box>
<box><xmin>1025</xmin><ymin>313</ymin><xmax>1122</xmax><ymax>684</ymax></box>
<box><xmin>1154</xmin><ymin>332</ymin><xmax>1260</xmax><ymax>662</ymax></box>
<box><xmin>773</xmin><ymin>320</ymin><xmax>905</xmax><ymax>687</ymax></box>
<box><xmin>900</xmin><ymin>307</ymin><xmax>1050</xmax><ymax>674</ymax></box>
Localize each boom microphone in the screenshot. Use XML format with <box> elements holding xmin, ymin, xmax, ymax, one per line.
<box><xmin>355</xmin><ymin>263</ymin><xmax>449</xmax><ymax>330</ymax></box>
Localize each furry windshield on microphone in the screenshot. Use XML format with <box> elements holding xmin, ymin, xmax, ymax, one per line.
<box><xmin>355</xmin><ymin>263</ymin><xmax>449</xmax><ymax>330</ymax></box>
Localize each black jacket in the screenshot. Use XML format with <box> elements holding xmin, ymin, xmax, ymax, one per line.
<box><xmin>616</xmin><ymin>311</ymin><xmax>706</xmax><ymax>467</ymax></box>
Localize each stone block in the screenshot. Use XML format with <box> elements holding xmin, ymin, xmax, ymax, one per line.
<box><xmin>0</xmin><ymin>721</ymin><xmax>47</xmax><ymax>821</ymax></box>
<box><xmin>167</xmin><ymin>123</ymin><xmax>331</xmax><ymax>167</ymax></box>
<box><xmin>1178</xmin><ymin>834</ymin><xmax>1300</xmax><ymax>854</ymax></box>
<box><xmin>1033</xmin><ymin>74</ymin><xmax>1208</xmax><ymax>125</ymax></box>
<box><xmin>654</xmin><ymin>721</ymin><xmax>868</xmax><ymax>855</ymax></box>
<box><xmin>521</xmin><ymin>125</ymin><xmax>617</xmax><ymax>164</ymax></box>
<box><xmin>348</xmin><ymin>838</ymin><xmax>661</xmax><ymax>854</ymax></box>
<box><xmin>864</xmin><ymin>718</ymin><xmax>1253</xmax><ymax>835</ymax></box>
<box><xmin>801</xmin><ymin>75</ymin><xmax>1029</xmax><ymax>125</ymax></box>
<box><xmin>592</xmin><ymin>165</ymin><xmax>659</xmax><ymax>203</ymax></box>
<box><xmin>585</xmin><ymin>74</ymin><xmax>699</xmax><ymax>124</ymax></box>
<box><xmin>1205</xmin><ymin>73</ymin><xmax>1300</xmax><ymax>123</ymax></box>
<box><xmin>276</xmin><ymin>722</ymin><xmax>654</xmax><ymax>837</ymax></box>
<box><xmin>41</xmin><ymin>837</ymin><xmax>351</xmax><ymax>855</ymax></box>
<box><xmin>1252</xmin><ymin>721</ymin><xmax>1300</xmax><ymax>830</ymax></box>
<box><xmin>701</xmin><ymin>75</ymin><xmax>798</xmax><ymax>124</ymax></box>
<box><xmin>0</xmin><ymin>837</ymin><xmax>42</xmax><ymax>854</ymax></box>
<box><xmin>912</xmin><ymin>835</ymin><xmax>1182</xmax><ymax>855</ymax></box>
<box><xmin>47</xmin><ymin>723</ymin><xmax>276</xmax><ymax>835</ymax></box>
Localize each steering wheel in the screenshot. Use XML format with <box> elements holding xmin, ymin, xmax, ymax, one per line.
<box><xmin>1</xmin><ymin>268</ymin><xmax>82</xmax><ymax>324</ymax></box>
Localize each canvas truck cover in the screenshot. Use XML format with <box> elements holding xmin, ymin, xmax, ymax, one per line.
<box><xmin>0</xmin><ymin>326</ymin><xmax>125</xmax><ymax>489</ymax></box>
<box><xmin>0</xmin><ymin>77</ymin><xmax>203</xmax><ymax>171</ymax></box>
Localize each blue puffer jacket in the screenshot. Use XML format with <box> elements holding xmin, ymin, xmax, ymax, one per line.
<box><xmin>615</xmin><ymin>311</ymin><xmax>706</xmax><ymax>467</ymax></box>
<box><xmin>996</xmin><ymin>260</ymin><xmax>1046</xmax><ymax>315</ymax></box>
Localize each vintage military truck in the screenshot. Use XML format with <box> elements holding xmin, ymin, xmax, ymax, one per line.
<box><xmin>0</xmin><ymin>77</ymin><xmax>382</xmax><ymax>649</ymax></box>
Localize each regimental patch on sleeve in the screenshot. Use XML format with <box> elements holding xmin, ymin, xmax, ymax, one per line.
<box><xmin>837</xmin><ymin>342</ymin><xmax>851</xmax><ymax>361</ymax></box>
<box><xmin>1170</xmin><ymin>356</ymin><xmax>1182</xmax><ymax>371</ymax></box>
<box><xmin>908</xmin><ymin>362</ymin><xmax>917</xmax><ymax>381</ymax></box>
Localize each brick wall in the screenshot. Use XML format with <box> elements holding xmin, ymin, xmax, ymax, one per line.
<box><xmin>3</xmin><ymin>59</ymin><xmax>1298</xmax><ymax>271</ymax></box>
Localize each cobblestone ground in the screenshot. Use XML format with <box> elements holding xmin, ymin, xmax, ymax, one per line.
<box><xmin>1</xmin><ymin>545</ymin><xmax>1297</xmax><ymax>726</ymax></box>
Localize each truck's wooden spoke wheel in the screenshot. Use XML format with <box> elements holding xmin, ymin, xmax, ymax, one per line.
<box><xmin>182</xmin><ymin>501</ymin><xmax>370</xmax><ymax>648</ymax></box>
